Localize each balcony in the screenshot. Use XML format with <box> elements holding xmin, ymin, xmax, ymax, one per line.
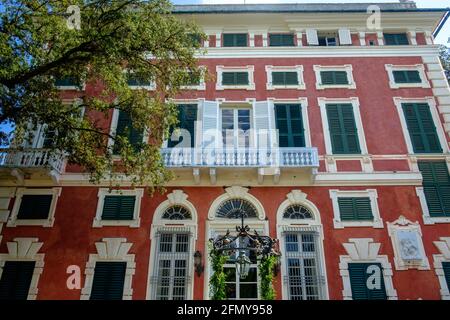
<box><xmin>161</xmin><ymin>147</ymin><xmax>319</xmax><ymax>184</ymax></box>
<box><xmin>0</xmin><ymin>148</ymin><xmax>65</xmax><ymax>183</ymax></box>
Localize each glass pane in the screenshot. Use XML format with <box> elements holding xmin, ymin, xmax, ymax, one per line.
<box><xmin>224</xmin><ymin>267</ymin><xmax>236</xmax><ymax>282</ymax></box>
<box><xmin>240</xmin><ymin>284</ymin><xmax>258</xmax><ymax>299</ymax></box>
<box><xmin>241</xmin><ymin>267</ymin><xmax>257</xmax><ymax>282</ymax></box>
<box><xmin>225</xmin><ymin>283</ymin><xmax>236</xmax><ymax>299</ymax></box>
<box><xmin>159</xmin><ymin>234</ymin><xmax>173</xmax><ymax>253</ymax></box>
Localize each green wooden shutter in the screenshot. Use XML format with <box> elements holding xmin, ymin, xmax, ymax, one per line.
<box><xmin>272</xmin><ymin>72</ymin><xmax>298</xmax><ymax>85</ymax></box>
<box><xmin>168</xmin><ymin>104</ymin><xmax>198</xmax><ymax>148</ymax></box>
<box><xmin>113</xmin><ymin>111</ymin><xmax>144</xmax><ymax>155</ymax></box>
<box><xmin>418</xmin><ymin>161</ymin><xmax>450</xmax><ymax>217</ymax></box>
<box><xmin>275</xmin><ymin>104</ymin><xmax>305</xmax><ymax>148</ymax></box>
<box><xmin>269</xmin><ymin>34</ymin><xmax>294</xmax><ymax>46</ymax></box>
<box><xmin>393</xmin><ymin>71</ymin><xmax>421</xmax><ymax>84</ymax></box>
<box><xmin>320</xmin><ymin>71</ymin><xmax>349</xmax><ymax>85</ymax></box>
<box><xmin>223</xmin><ymin>34</ymin><xmax>247</xmax><ymax>47</ymax></box>
<box><xmin>348</xmin><ymin>263</ymin><xmax>387</xmax><ymax>300</ymax></box>
<box><xmin>236</xmin><ymin>72</ymin><xmax>249</xmax><ymax>85</ymax></box>
<box><xmin>90</xmin><ymin>262</ymin><xmax>126</xmax><ymax>300</ymax></box>
<box><xmin>17</xmin><ymin>195</ymin><xmax>52</xmax><ymax>220</ymax></box>
<box><xmin>326</xmin><ymin>104</ymin><xmax>360</xmax><ymax>154</ymax></box>
<box><xmin>384</xmin><ymin>33</ymin><xmax>409</xmax><ymax>45</ymax></box>
<box><xmin>338</xmin><ymin>197</ymin><xmax>374</xmax><ymax>221</ymax></box>
<box><xmin>102</xmin><ymin>195</ymin><xmax>136</xmax><ymax>220</ymax></box>
<box><xmin>222</xmin><ymin>72</ymin><xmax>248</xmax><ymax>85</ymax></box>
<box><xmin>443</xmin><ymin>262</ymin><xmax>450</xmax><ymax>291</ymax></box>
<box><xmin>402</xmin><ymin>103</ymin><xmax>442</xmax><ymax>153</ymax></box>
<box><xmin>0</xmin><ymin>261</ymin><xmax>36</xmax><ymax>300</ymax></box>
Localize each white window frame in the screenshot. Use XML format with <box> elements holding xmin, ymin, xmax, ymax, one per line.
<box><xmin>92</xmin><ymin>188</ymin><xmax>144</xmax><ymax>228</ymax></box>
<box><xmin>146</xmin><ymin>190</ymin><xmax>198</xmax><ymax>300</ymax></box>
<box><xmin>313</xmin><ymin>65</ymin><xmax>356</xmax><ymax>90</ymax></box>
<box><xmin>220</xmin><ymin>106</ymin><xmax>253</xmax><ymax>149</ymax></box>
<box><xmin>107</xmin><ymin>108</ymin><xmax>150</xmax><ymax>157</ymax></box>
<box><xmin>7</xmin><ymin>188</ymin><xmax>61</xmax><ymax>227</ymax></box>
<box><xmin>0</xmin><ymin>238</ymin><xmax>44</xmax><ymax>300</ymax></box>
<box><xmin>276</xmin><ymin>190</ymin><xmax>329</xmax><ymax>300</ymax></box>
<box><xmin>385</xmin><ymin>64</ymin><xmax>430</xmax><ymax>89</ymax></box>
<box><xmin>329</xmin><ymin>189</ymin><xmax>383</xmax><ymax>229</ymax></box>
<box><xmin>81</xmin><ymin>238</ymin><xmax>135</xmax><ymax>300</ymax></box>
<box><xmin>265</xmin><ymin>65</ymin><xmax>305</xmax><ymax>90</ymax></box>
<box><xmin>339</xmin><ymin>238</ymin><xmax>398</xmax><ymax>300</ymax></box>
<box><xmin>180</xmin><ymin>66</ymin><xmax>206</xmax><ymax>91</ymax></box>
<box><xmin>416</xmin><ymin>186</ymin><xmax>450</xmax><ymax>225</ymax></box>
<box><xmin>393</xmin><ymin>97</ymin><xmax>448</xmax><ymax>155</ymax></box>
<box><xmin>216</xmin><ymin>65</ymin><xmax>255</xmax><ymax>91</ymax></box>
<box><xmin>318</xmin><ymin>97</ymin><xmax>368</xmax><ymax>155</ymax></box>
<box><xmin>433</xmin><ymin>237</ymin><xmax>450</xmax><ymax>300</ymax></box>
<box><xmin>125</xmin><ymin>69</ymin><xmax>156</xmax><ymax>90</ymax></box>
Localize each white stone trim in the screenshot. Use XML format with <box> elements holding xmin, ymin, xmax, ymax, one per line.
<box><xmin>387</xmin><ymin>216</ymin><xmax>430</xmax><ymax>270</ymax></box>
<box><xmin>80</xmin><ymin>238</ymin><xmax>135</xmax><ymax>300</ymax></box>
<box><xmin>265</xmin><ymin>65</ymin><xmax>305</xmax><ymax>90</ymax></box>
<box><xmin>267</xmin><ymin>97</ymin><xmax>311</xmax><ymax>148</ymax></box>
<box><xmin>207</xmin><ymin>186</ymin><xmax>265</xmax><ymax>221</ymax></box>
<box><xmin>313</xmin><ymin>65</ymin><xmax>356</xmax><ymax>90</ymax></box>
<box><xmin>385</xmin><ymin>64</ymin><xmax>430</xmax><ymax>89</ymax></box>
<box><xmin>0</xmin><ymin>238</ymin><xmax>44</xmax><ymax>300</ymax></box>
<box><xmin>416</xmin><ymin>187</ymin><xmax>450</xmax><ymax>225</ymax></box>
<box><xmin>7</xmin><ymin>188</ymin><xmax>61</xmax><ymax>227</ymax></box>
<box><xmin>339</xmin><ymin>238</ymin><xmax>398</xmax><ymax>300</ymax></box>
<box><xmin>0</xmin><ymin>187</ymin><xmax>15</xmax><ymax>224</ymax></box>
<box><xmin>276</xmin><ymin>190</ymin><xmax>329</xmax><ymax>300</ymax></box>
<box><xmin>318</xmin><ymin>97</ymin><xmax>368</xmax><ymax>156</ymax></box>
<box><xmin>393</xmin><ymin>96</ymin><xmax>449</xmax><ymax>154</ymax></box>
<box><xmin>433</xmin><ymin>237</ymin><xmax>450</xmax><ymax>300</ymax></box>
<box><xmin>329</xmin><ymin>189</ymin><xmax>383</xmax><ymax>229</ymax></box>
<box><xmin>92</xmin><ymin>188</ymin><xmax>144</xmax><ymax>228</ymax></box>
<box><xmin>146</xmin><ymin>190</ymin><xmax>198</xmax><ymax>300</ymax></box>
<box><xmin>215</xmin><ymin>65</ymin><xmax>255</xmax><ymax>91</ymax></box>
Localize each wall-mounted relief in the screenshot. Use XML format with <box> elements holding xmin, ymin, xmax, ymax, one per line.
<box><xmin>387</xmin><ymin>216</ymin><xmax>430</xmax><ymax>270</ymax></box>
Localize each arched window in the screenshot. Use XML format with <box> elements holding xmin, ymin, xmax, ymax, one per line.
<box><xmin>162</xmin><ymin>205</ymin><xmax>191</xmax><ymax>220</ymax></box>
<box><xmin>216</xmin><ymin>198</ymin><xmax>258</xmax><ymax>219</ymax></box>
<box><xmin>283</xmin><ymin>205</ymin><xmax>313</xmax><ymax>220</ymax></box>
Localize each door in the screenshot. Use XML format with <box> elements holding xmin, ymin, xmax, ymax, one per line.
<box><xmin>221</xmin><ymin>108</ymin><xmax>251</xmax><ymax>149</ymax></box>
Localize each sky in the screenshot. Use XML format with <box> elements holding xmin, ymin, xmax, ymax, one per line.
<box><xmin>172</xmin><ymin>0</ymin><xmax>450</xmax><ymax>45</ymax></box>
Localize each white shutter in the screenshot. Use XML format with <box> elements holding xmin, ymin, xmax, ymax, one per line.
<box><xmin>306</xmin><ymin>29</ymin><xmax>318</xmax><ymax>45</ymax></box>
<box><xmin>338</xmin><ymin>28</ymin><xmax>352</xmax><ymax>45</ymax></box>
<box><xmin>202</xmin><ymin>100</ymin><xmax>219</xmax><ymax>148</ymax></box>
<box><xmin>253</xmin><ymin>100</ymin><xmax>275</xmax><ymax>148</ymax></box>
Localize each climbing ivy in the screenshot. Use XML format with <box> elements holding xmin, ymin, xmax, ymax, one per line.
<box><xmin>259</xmin><ymin>255</ymin><xmax>278</xmax><ymax>300</ymax></box>
<box><xmin>209</xmin><ymin>244</ymin><xmax>228</xmax><ymax>300</ymax></box>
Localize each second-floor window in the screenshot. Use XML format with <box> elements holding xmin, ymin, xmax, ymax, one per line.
<box><xmin>269</xmin><ymin>34</ymin><xmax>295</xmax><ymax>46</ymax></box>
<box><xmin>401</xmin><ymin>103</ymin><xmax>442</xmax><ymax>153</ymax></box>
<box><xmin>320</xmin><ymin>71</ymin><xmax>349</xmax><ymax>86</ymax></box>
<box><xmin>418</xmin><ymin>161</ymin><xmax>450</xmax><ymax>218</ymax></box>
<box><xmin>113</xmin><ymin>111</ymin><xmax>144</xmax><ymax>155</ymax></box>
<box><xmin>272</xmin><ymin>72</ymin><xmax>298</xmax><ymax>86</ymax></box>
<box><xmin>384</xmin><ymin>33</ymin><xmax>409</xmax><ymax>45</ymax></box>
<box><xmin>223</xmin><ymin>33</ymin><xmax>248</xmax><ymax>47</ymax></box>
<box><xmin>168</xmin><ymin>104</ymin><xmax>198</xmax><ymax>148</ymax></box>
<box><xmin>222</xmin><ymin>72</ymin><xmax>249</xmax><ymax>86</ymax></box>
<box><xmin>393</xmin><ymin>70</ymin><xmax>421</xmax><ymax>84</ymax></box>
<box><xmin>274</xmin><ymin>104</ymin><xmax>305</xmax><ymax>148</ymax></box>
<box><xmin>221</xmin><ymin>108</ymin><xmax>251</xmax><ymax>148</ymax></box>
<box><xmin>90</xmin><ymin>262</ymin><xmax>127</xmax><ymax>300</ymax></box>
<box><xmin>326</xmin><ymin>103</ymin><xmax>361</xmax><ymax>154</ymax></box>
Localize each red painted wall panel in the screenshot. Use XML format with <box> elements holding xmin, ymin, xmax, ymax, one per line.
<box><xmin>372</xmin><ymin>159</ymin><xmax>410</xmax><ymax>172</ymax></box>
<box><xmin>336</xmin><ymin>160</ymin><xmax>362</xmax><ymax>172</ymax></box>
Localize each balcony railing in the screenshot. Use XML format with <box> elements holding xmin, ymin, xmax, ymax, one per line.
<box><xmin>161</xmin><ymin>147</ymin><xmax>319</xmax><ymax>168</ymax></box>
<box><xmin>0</xmin><ymin>148</ymin><xmax>65</xmax><ymax>173</ymax></box>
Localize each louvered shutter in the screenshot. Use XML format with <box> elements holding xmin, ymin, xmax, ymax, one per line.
<box><xmin>223</xmin><ymin>34</ymin><xmax>234</xmax><ymax>47</ymax></box>
<box><xmin>168</xmin><ymin>104</ymin><xmax>197</xmax><ymax>148</ymax></box>
<box><xmin>272</xmin><ymin>72</ymin><xmax>285</xmax><ymax>85</ymax></box>
<box><xmin>235</xmin><ymin>34</ymin><xmax>247</xmax><ymax>47</ymax></box>
<box><xmin>202</xmin><ymin>100</ymin><xmax>219</xmax><ymax>148</ymax></box>
<box><xmin>306</xmin><ymin>29</ymin><xmax>319</xmax><ymax>45</ymax></box>
<box><xmin>320</xmin><ymin>71</ymin><xmax>335</xmax><ymax>85</ymax></box>
<box><xmin>443</xmin><ymin>262</ymin><xmax>450</xmax><ymax>290</ymax></box>
<box><xmin>90</xmin><ymin>262</ymin><xmax>126</xmax><ymax>300</ymax></box>
<box><xmin>321</xmin><ymin>71</ymin><xmax>348</xmax><ymax>85</ymax></box>
<box><xmin>17</xmin><ymin>195</ymin><xmax>52</xmax><ymax>219</ymax></box>
<box><xmin>272</xmin><ymin>72</ymin><xmax>298</xmax><ymax>85</ymax></box>
<box><xmin>348</xmin><ymin>263</ymin><xmax>387</xmax><ymax>300</ymax></box>
<box><xmin>254</xmin><ymin>101</ymin><xmax>276</xmax><ymax>149</ymax></box>
<box><xmin>393</xmin><ymin>71</ymin><xmax>421</xmax><ymax>84</ymax></box>
<box><xmin>326</xmin><ymin>104</ymin><xmax>360</xmax><ymax>154</ymax></box>
<box><xmin>274</xmin><ymin>104</ymin><xmax>305</xmax><ymax>148</ymax></box>
<box><xmin>114</xmin><ymin>111</ymin><xmax>144</xmax><ymax>154</ymax></box>
<box><xmin>402</xmin><ymin>103</ymin><xmax>442</xmax><ymax>153</ymax></box>
<box><xmin>418</xmin><ymin>161</ymin><xmax>450</xmax><ymax>217</ymax></box>
<box><xmin>338</xmin><ymin>28</ymin><xmax>352</xmax><ymax>45</ymax></box>
<box><xmin>0</xmin><ymin>261</ymin><xmax>36</xmax><ymax>300</ymax></box>
<box><xmin>222</xmin><ymin>72</ymin><xmax>235</xmax><ymax>85</ymax></box>
<box><xmin>236</xmin><ymin>72</ymin><xmax>249</xmax><ymax>85</ymax></box>
<box><xmin>338</xmin><ymin>197</ymin><xmax>374</xmax><ymax>221</ymax></box>
<box><xmin>334</xmin><ymin>71</ymin><xmax>349</xmax><ymax>84</ymax></box>
<box><xmin>102</xmin><ymin>196</ymin><xmax>136</xmax><ymax>220</ymax></box>
<box><xmin>384</xmin><ymin>33</ymin><xmax>409</xmax><ymax>45</ymax></box>
<box><xmin>285</xmin><ymin>72</ymin><xmax>298</xmax><ymax>85</ymax></box>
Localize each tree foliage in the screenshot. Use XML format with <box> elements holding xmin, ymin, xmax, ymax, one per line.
<box><xmin>0</xmin><ymin>0</ymin><xmax>205</xmax><ymax>191</ymax></box>
<box><xmin>439</xmin><ymin>45</ymin><xmax>450</xmax><ymax>82</ymax></box>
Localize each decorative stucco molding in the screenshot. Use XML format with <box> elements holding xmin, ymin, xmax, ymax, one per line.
<box><xmin>433</xmin><ymin>237</ymin><xmax>450</xmax><ymax>300</ymax></box>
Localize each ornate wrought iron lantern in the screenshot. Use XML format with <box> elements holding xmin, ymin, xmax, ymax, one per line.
<box><xmin>210</xmin><ymin>211</ymin><xmax>280</xmax><ymax>279</ymax></box>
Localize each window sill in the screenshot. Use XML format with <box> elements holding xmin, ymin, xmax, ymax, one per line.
<box><xmin>7</xmin><ymin>218</ymin><xmax>54</xmax><ymax>228</ymax></box>
<box><xmin>92</xmin><ymin>218</ymin><xmax>141</xmax><ymax>228</ymax></box>
<box><xmin>267</xmin><ymin>84</ymin><xmax>306</xmax><ymax>90</ymax></box>
<box><xmin>423</xmin><ymin>216</ymin><xmax>450</xmax><ymax>225</ymax></box>
<box><xmin>333</xmin><ymin>219</ymin><xmax>384</xmax><ymax>229</ymax></box>
<box><xmin>389</xmin><ymin>82</ymin><xmax>431</xmax><ymax>89</ymax></box>
<box><xmin>216</xmin><ymin>85</ymin><xmax>255</xmax><ymax>91</ymax></box>
<box><xmin>316</xmin><ymin>84</ymin><xmax>356</xmax><ymax>90</ymax></box>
